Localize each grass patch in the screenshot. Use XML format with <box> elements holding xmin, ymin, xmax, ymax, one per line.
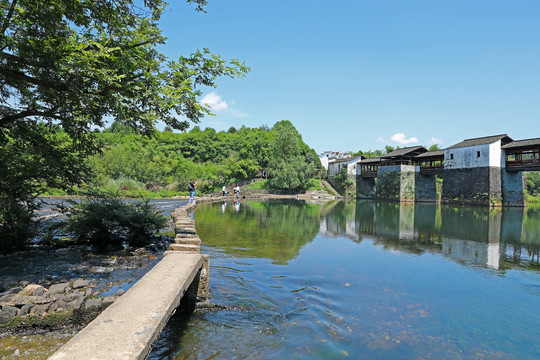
<box><xmin>246</xmin><ymin>178</ymin><xmax>321</xmax><ymax>191</ymax></box>
<box><xmin>526</xmin><ymin>194</ymin><xmax>540</xmax><ymax>204</ymax></box>
<box><xmin>246</xmin><ymin>180</ymin><xmax>270</xmax><ymax>189</ymax></box>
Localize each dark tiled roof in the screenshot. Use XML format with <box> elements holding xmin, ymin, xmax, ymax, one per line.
<box><xmin>501</xmin><ymin>138</ymin><xmax>540</xmax><ymax>149</ymax></box>
<box><xmin>380</xmin><ymin>146</ymin><xmax>427</xmax><ymax>158</ymax></box>
<box><xmin>447</xmin><ymin>134</ymin><xmax>513</xmax><ymax>149</ymax></box>
<box><xmin>361</xmin><ymin>157</ymin><xmax>382</xmax><ymax>164</ymax></box>
<box><xmin>415</xmin><ymin>150</ymin><xmax>445</xmax><ymax>158</ymax></box>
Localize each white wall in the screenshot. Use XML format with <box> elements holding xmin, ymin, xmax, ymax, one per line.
<box><xmin>327</xmin><ymin>161</ymin><xmax>345</xmax><ymax>177</ymax></box>
<box><xmin>444</xmin><ymin>141</ymin><xmax>503</xmax><ymax>169</ymax></box>
<box><xmin>347</xmin><ymin>161</ymin><xmax>358</xmax><ymax>176</ymax></box>
<box><xmin>319</xmin><ymin>156</ymin><xmax>329</xmax><ymax>170</ymax></box>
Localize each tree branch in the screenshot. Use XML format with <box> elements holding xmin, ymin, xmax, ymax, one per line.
<box><xmin>0</xmin><ymin>108</ymin><xmax>63</xmax><ymax>127</ymax></box>
<box><xmin>0</xmin><ymin>51</ymin><xmax>54</xmax><ymax>69</ymax></box>
<box><xmin>0</xmin><ymin>0</ymin><xmax>17</xmax><ymax>37</ymax></box>
<box><xmin>0</xmin><ymin>67</ymin><xmax>69</xmax><ymax>91</ymax></box>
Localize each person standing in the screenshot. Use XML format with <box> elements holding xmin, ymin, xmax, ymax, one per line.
<box><xmin>222</xmin><ymin>185</ymin><xmax>227</xmax><ymax>197</ymax></box>
<box><xmin>188</xmin><ymin>179</ymin><xmax>196</xmax><ymax>203</ymax></box>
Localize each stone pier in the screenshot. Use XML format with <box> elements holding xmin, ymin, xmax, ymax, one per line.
<box><xmin>414</xmin><ymin>172</ymin><xmax>438</xmax><ymax>202</ymax></box>
<box><xmin>376</xmin><ymin>165</ymin><xmax>417</xmax><ymax>202</ymax></box>
<box><xmin>502</xmin><ymin>170</ymin><xmax>525</xmax><ymax>207</ymax></box>
<box><xmin>356</xmin><ymin>176</ymin><xmax>376</xmax><ymax>199</ymax></box>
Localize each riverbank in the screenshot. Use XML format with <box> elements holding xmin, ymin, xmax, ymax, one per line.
<box><xmin>0</xmin><ymin>239</ymin><xmax>170</xmax><ymax>336</ymax></box>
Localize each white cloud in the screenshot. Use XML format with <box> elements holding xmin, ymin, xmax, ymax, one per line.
<box><xmin>428</xmin><ymin>137</ymin><xmax>443</xmax><ymax>145</ymax></box>
<box><xmin>390</xmin><ymin>133</ymin><xmax>419</xmax><ymax>145</ymax></box>
<box><xmin>201</xmin><ymin>92</ymin><xmax>228</xmax><ymax>112</ymax></box>
<box><xmin>200</xmin><ymin>92</ymin><xmax>249</xmax><ymax>119</ymax></box>
<box><xmin>377</xmin><ymin>136</ymin><xmax>387</xmax><ymax>143</ymax></box>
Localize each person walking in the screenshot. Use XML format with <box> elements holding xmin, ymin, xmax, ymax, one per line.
<box><xmin>188</xmin><ymin>179</ymin><xmax>196</xmax><ymax>203</ymax></box>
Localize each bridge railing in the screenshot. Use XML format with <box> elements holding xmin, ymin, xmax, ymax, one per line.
<box><xmin>506</xmin><ymin>159</ymin><xmax>540</xmax><ymax>167</ymax></box>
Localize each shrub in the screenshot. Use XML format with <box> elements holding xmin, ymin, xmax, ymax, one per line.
<box><xmin>60</xmin><ymin>193</ymin><xmax>168</xmax><ymax>250</ymax></box>
<box><xmin>0</xmin><ymin>201</ymin><xmax>37</xmax><ymax>252</ymax></box>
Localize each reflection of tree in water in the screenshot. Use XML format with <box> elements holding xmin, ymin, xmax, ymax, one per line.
<box><xmin>195</xmin><ymin>200</ymin><xmax>321</xmax><ymax>264</ymax></box>
<box><xmin>500</xmin><ymin>205</ymin><xmax>540</xmax><ymax>269</ymax></box>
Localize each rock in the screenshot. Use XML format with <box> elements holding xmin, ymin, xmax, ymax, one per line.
<box><xmin>1</xmin><ymin>294</ymin><xmax>50</xmax><ymax>307</ymax></box>
<box><xmin>49</xmin><ymin>282</ymin><xmax>70</xmax><ymax>295</ymax></box>
<box><xmin>18</xmin><ymin>303</ymin><xmax>33</xmax><ymax>316</ymax></box>
<box><xmin>132</xmin><ymin>248</ymin><xmax>149</xmax><ymax>256</ymax></box>
<box><xmin>65</xmin><ymin>290</ymin><xmax>85</xmax><ymax>302</ymax></box>
<box><xmin>18</xmin><ymin>284</ymin><xmax>44</xmax><ymax>296</ymax></box>
<box><xmin>85</xmin><ymin>288</ymin><xmax>93</xmax><ymax>297</ymax></box>
<box><xmin>102</xmin><ymin>296</ymin><xmax>116</xmax><ymax>308</ymax></box>
<box><xmin>51</xmin><ymin>294</ymin><xmax>64</xmax><ymax>302</ymax></box>
<box><xmin>0</xmin><ymin>306</ymin><xmax>18</xmax><ymax>325</ymax></box>
<box><xmin>30</xmin><ymin>303</ymin><xmax>50</xmax><ymax>317</ymax></box>
<box><xmin>115</xmin><ymin>289</ymin><xmax>125</xmax><ymax>297</ymax></box>
<box><xmin>84</xmin><ymin>298</ymin><xmax>102</xmax><ymax>311</ymax></box>
<box><xmin>49</xmin><ymin>299</ymin><xmax>68</xmax><ymax>313</ymax></box>
<box><xmin>67</xmin><ymin>299</ymin><xmax>84</xmax><ymax>311</ymax></box>
<box><xmin>32</xmin><ymin>286</ymin><xmax>47</xmax><ymax>297</ymax></box>
<box><xmin>0</xmin><ymin>293</ymin><xmax>15</xmax><ymax>304</ymax></box>
<box><xmin>72</xmin><ymin>279</ymin><xmax>90</xmax><ymax>289</ymax></box>
<box><xmin>0</xmin><ymin>287</ymin><xmax>21</xmax><ymax>297</ymax></box>
<box><xmin>19</xmin><ymin>281</ymin><xmax>29</xmax><ymax>288</ymax></box>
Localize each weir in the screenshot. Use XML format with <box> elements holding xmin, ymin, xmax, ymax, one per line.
<box><xmin>49</xmin><ymin>202</ymin><xmax>209</xmax><ymax>360</ymax></box>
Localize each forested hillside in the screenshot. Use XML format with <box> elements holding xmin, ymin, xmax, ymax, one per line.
<box><xmin>46</xmin><ymin>120</ymin><xmax>321</xmax><ymax>196</ymax></box>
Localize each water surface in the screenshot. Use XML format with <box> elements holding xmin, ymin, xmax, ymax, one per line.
<box><xmin>149</xmin><ymin>200</ymin><xmax>540</xmax><ymax>360</ymax></box>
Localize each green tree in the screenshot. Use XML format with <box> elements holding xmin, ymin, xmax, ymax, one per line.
<box><xmin>0</xmin><ymin>0</ymin><xmax>249</xmax><ymax>250</ymax></box>
<box><xmin>268</xmin><ymin>121</ymin><xmax>316</xmax><ymax>190</ymax></box>
<box><xmin>428</xmin><ymin>144</ymin><xmax>441</xmax><ymax>151</ymax></box>
<box><xmin>526</xmin><ymin>172</ymin><xmax>540</xmax><ymax>196</ymax></box>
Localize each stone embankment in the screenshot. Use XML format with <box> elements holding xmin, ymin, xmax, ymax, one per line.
<box><xmin>0</xmin><ymin>279</ymin><xmax>123</xmax><ymax>330</ymax></box>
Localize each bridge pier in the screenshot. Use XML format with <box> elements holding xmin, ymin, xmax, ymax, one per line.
<box><xmin>414</xmin><ymin>172</ymin><xmax>438</xmax><ymax>202</ymax></box>
<box><xmin>441</xmin><ymin>167</ymin><xmax>502</xmax><ymax>206</ymax></box>
<box><xmin>356</xmin><ymin>175</ymin><xmax>376</xmax><ymax>199</ymax></box>
<box><xmin>376</xmin><ymin>165</ymin><xmax>416</xmax><ymax>202</ymax></box>
<box><xmin>502</xmin><ymin>170</ymin><xmax>525</xmax><ymax>206</ymax></box>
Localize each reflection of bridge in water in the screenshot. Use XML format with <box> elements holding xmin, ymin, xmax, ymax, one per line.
<box><xmin>319</xmin><ymin>201</ymin><xmax>540</xmax><ymax>270</ymax></box>
<box><xmin>351</xmin><ymin>134</ymin><xmax>540</xmax><ymax>206</ymax></box>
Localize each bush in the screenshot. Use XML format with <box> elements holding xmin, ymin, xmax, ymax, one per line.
<box><xmin>60</xmin><ymin>193</ymin><xmax>168</xmax><ymax>250</ymax></box>
<box><xmin>0</xmin><ymin>201</ymin><xmax>37</xmax><ymax>252</ymax></box>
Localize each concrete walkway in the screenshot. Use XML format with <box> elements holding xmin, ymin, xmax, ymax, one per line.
<box><xmin>49</xmin><ymin>252</ymin><xmax>204</xmax><ymax>360</ymax></box>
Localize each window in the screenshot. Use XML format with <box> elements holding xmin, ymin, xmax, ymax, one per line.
<box><xmin>450</xmin><ymin>154</ymin><xmax>454</xmax><ymax>160</ymax></box>
<box><xmin>477</xmin><ymin>151</ymin><xmax>481</xmax><ymax>158</ymax></box>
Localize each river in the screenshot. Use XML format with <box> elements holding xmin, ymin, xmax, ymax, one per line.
<box><xmin>149</xmin><ymin>200</ymin><xmax>540</xmax><ymax>360</ymax></box>
<box><xmin>2</xmin><ymin>199</ymin><xmax>540</xmax><ymax>359</ymax></box>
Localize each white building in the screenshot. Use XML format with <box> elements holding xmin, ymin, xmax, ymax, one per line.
<box><xmin>327</xmin><ymin>156</ymin><xmax>363</xmax><ymax>178</ymax></box>
<box><xmin>319</xmin><ymin>151</ymin><xmax>349</xmax><ymax>170</ymax></box>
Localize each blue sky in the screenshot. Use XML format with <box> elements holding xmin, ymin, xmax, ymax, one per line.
<box><xmin>158</xmin><ymin>0</ymin><xmax>540</xmax><ymax>154</ymax></box>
